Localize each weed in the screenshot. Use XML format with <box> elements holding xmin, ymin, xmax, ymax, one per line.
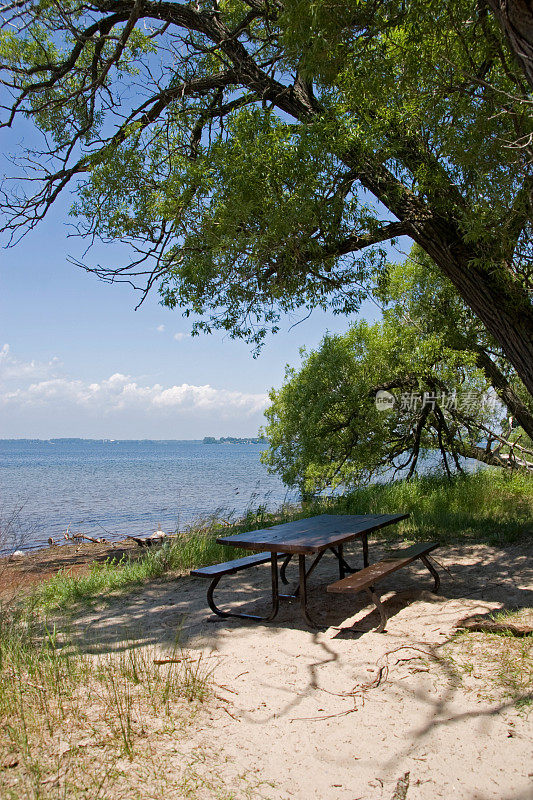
<box><xmin>445</xmin><ymin>609</ymin><xmax>533</xmax><ymax>709</ymax></box>
<box><xmin>0</xmin><ymin>610</ymin><xmax>212</xmax><ymax>798</ymax></box>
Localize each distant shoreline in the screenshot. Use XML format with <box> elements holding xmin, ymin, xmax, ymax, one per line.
<box><xmin>0</xmin><ymin>437</ymin><xmax>264</xmax><ymax>443</ymax></box>
<box><xmin>202</xmin><ymin>436</ymin><xmax>265</xmax><ymax>445</ymax></box>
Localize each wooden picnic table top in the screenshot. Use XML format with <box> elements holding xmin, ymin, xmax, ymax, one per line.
<box><xmin>216</xmin><ymin>513</ymin><xmax>409</xmax><ymax>555</ymax></box>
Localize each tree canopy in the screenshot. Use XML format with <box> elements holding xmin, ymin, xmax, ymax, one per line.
<box><xmin>261</xmin><ymin>249</ymin><xmax>533</xmax><ymax>495</ymax></box>
<box><xmin>1</xmin><ymin>0</ymin><xmax>532</xmax><ymax>394</ymax></box>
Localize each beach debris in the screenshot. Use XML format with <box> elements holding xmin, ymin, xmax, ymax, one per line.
<box><xmin>127</xmin><ymin>529</ymin><xmax>168</xmax><ymax>547</ymax></box>
<box><xmin>63</xmin><ymin>526</ymin><xmax>105</xmax><ymax>544</ymax></box>
<box><xmin>456</xmin><ymin>613</ymin><xmax>533</xmax><ymax>637</ymax></box>
<box><xmin>11</xmin><ymin>550</ymin><xmax>25</xmax><ymax>557</ymax></box>
<box><xmin>126</xmin><ymin>524</ymin><xmax>169</xmax><ymax>547</ymax></box>
<box><xmin>391</xmin><ymin>772</ymin><xmax>410</xmax><ymax>800</ymax></box>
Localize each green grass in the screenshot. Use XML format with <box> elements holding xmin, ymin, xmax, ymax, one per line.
<box><xmin>316</xmin><ymin>468</ymin><xmax>533</xmax><ymax>545</ymax></box>
<box><xmin>27</xmin><ymin>469</ymin><xmax>533</xmax><ymax>613</ymax></box>
<box><xmin>28</xmin><ymin>546</ymin><xmax>176</xmax><ymax>611</ymax></box>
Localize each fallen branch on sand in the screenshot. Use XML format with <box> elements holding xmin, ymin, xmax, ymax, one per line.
<box><xmin>456</xmin><ymin>614</ymin><xmax>533</xmax><ymax>637</ymax></box>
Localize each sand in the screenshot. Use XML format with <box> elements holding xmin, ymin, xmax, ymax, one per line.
<box><xmin>37</xmin><ymin>537</ymin><xmax>532</xmax><ymax>800</ymax></box>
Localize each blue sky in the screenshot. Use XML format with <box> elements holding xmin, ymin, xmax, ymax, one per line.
<box><xmin>0</xmin><ymin>191</ymin><xmax>385</xmax><ymax>439</ymax></box>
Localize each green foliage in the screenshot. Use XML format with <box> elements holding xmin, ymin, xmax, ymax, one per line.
<box><xmin>261</xmin><ymin>243</ymin><xmax>533</xmax><ymax>493</ymax></box>
<box><xmin>2</xmin><ymin>0</ymin><xmax>531</xmax><ymax>371</ymax></box>
<box><xmin>281</xmin><ymin>0</ymin><xmax>530</xmax><ymax>221</ymax></box>
<box><xmin>261</xmin><ymin>321</ymin><xmax>491</xmax><ymax>494</ymax></box>
<box><xmin>378</xmin><ymin>247</ymin><xmax>491</xmax><ymax>355</ymax></box>
<box><xmin>262</xmin><ymin>322</ymin><xmax>404</xmax><ymax>491</ymax></box>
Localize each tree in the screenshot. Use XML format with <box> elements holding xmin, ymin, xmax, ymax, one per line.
<box><xmin>379</xmin><ymin>246</ymin><xmax>533</xmax><ymax>442</ymax></box>
<box><xmin>1</xmin><ymin>0</ymin><xmax>532</xmax><ymax>395</ymax></box>
<box><xmin>261</xmin><ymin>252</ymin><xmax>533</xmax><ymax>496</ymax></box>
<box><xmin>487</xmin><ymin>0</ymin><xmax>533</xmax><ymax>91</ymax></box>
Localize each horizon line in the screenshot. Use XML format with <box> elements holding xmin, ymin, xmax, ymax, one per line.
<box><xmin>0</xmin><ymin>436</ymin><xmax>265</xmax><ymax>442</ymax></box>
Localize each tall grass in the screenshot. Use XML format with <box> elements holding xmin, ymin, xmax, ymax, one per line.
<box><xmin>28</xmin><ymin>469</ymin><xmax>532</xmax><ymax>613</ymax></box>
<box><xmin>313</xmin><ymin>469</ymin><xmax>533</xmax><ymax>544</ymax></box>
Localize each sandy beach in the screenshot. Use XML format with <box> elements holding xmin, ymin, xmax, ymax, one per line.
<box><xmin>4</xmin><ymin>537</ymin><xmax>530</xmax><ymax>800</ymax></box>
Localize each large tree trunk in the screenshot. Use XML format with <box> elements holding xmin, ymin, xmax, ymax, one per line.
<box><xmin>487</xmin><ymin>0</ymin><xmax>533</xmax><ymax>91</ymax></box>
<box><xmin>412</xmin><ymin>217</ymin><xmax>533</xmax><ymax>403</ymax></box>
<box><xmin>474</xmin><ymin>347</ymin><xmax>533</xmax><ymax>439</ymax></box>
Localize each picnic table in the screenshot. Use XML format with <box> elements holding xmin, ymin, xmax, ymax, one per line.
<box><xmin>192</xmin><ymin>513</ymin><xmax>440</xmax><ymax>629</ymax></box>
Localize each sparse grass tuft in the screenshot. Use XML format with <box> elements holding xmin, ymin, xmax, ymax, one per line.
<box><xmin>0</xmin><ymin>608</ymin><xmax>213</xmax><ymax>798</ymax></box>
<box><xmin>446</xmin><ymin>609</ymin><xmax>533</xmax><ymax>709</ymax></box>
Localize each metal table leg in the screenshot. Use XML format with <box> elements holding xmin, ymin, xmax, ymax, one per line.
<box><xmin>292</xmin><ymin>549</ymin><xmax>325</xmax><ymax>597</ymax></box>
<box><xmin>362</xmin><ymin>533</ymin><xmax>369</xmax><ymax>567</ymax></box>
<box><xmin>420</xmin><ymin>554</ymin><xmax>440</xmax><ymax>592</ymax></box>
<box><xmin>331</xmin><ymin>544</ymin><xmax>358</xmax><ymax>578</ymax></box>
<box><xmin>365</xmin><ymin>587</ymin><xmax>387</xmax><ymax>633</ymax></box>
<box><xmin>206</xmin><ymin>553</ymin><xmax>281</xmax><ymax>621</ymax></box>
<box><xmin>279</xmin><ymin>553</ymin><xmax>292</xmax><ymax>585</ymax></box>
<box><xmin>298</xmin><ymin>554</ymin><xmax>322</xmax><ymax>629</ymax></box>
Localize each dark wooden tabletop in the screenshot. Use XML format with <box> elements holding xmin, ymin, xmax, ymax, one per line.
<box><xmin>216</xmin><ymin>513</ymin><xmax>409</xmax><ymax>554</ymax></box>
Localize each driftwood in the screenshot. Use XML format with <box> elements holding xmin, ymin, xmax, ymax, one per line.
<box><xmin>61</xmin><ymin>524</ymin><xmax>172</xmax><ymax>548</ymax></box>
<box><xmin>63</xmin><ymin>529</ymin><xmax>105</xmax><ymax>544</ymax></box>
<box><xmin>126</xmin><ymin>531</ymin><xmax>168</xmax><ymax>547</ymax></box>
<box><xmin>456</xmin><ymin>614</ymin><xmax>533</xmax><ymax>637</ymax></box>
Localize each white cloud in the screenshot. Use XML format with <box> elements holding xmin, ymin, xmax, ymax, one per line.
<box><xmin>173</xmin><ymin>332</ymin><xmax>189</xmax><ymax>341</ymax></box>
<box><xmin>156</xmin><ymin>324</ymin><xmax>165</xmax><ymax>332</ymax></box>
<box><xmin>0</xmin><ymin>346</ymin><xmax>268</xmax><ymax>419</ymax></box>
<box><xmin>0</xmin><ymin>343</ymin><xmax>60</xmax><ymax>384</ymax></box>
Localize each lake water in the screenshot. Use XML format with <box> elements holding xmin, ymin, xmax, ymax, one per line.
<box><xmin>0</xmin><ymin>439</ymin><xmax>297</xmax><ymax>554</ymax></box>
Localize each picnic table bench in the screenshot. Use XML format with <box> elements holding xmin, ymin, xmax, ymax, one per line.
<box><xmin>191</xmin><ymin>514</ymin><xmax>441</xmax><ymax>629</ymax></box>
<box><xmin>191</xmin><ymin>551</ymin><xmax>292</xmax><ymax>621</ymax></box>
<box><xmin>327</xmin><ymin>541</ymin><xmax>440</xmax><ymax>632</ymax></box>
